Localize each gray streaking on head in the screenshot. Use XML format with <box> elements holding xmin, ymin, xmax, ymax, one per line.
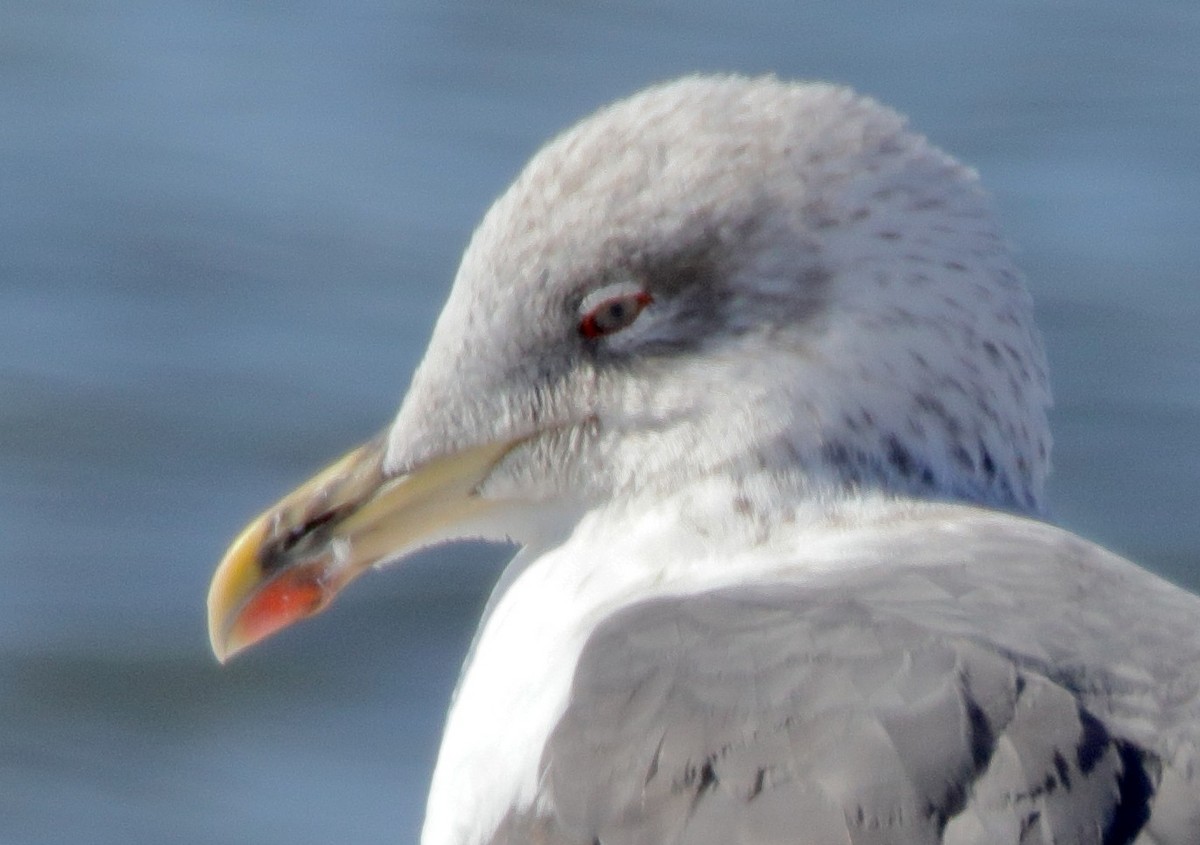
<box><xmin>207</xmin><ymin>75</ymin><xmax>1200</xmax><ymax>845</ymax></box>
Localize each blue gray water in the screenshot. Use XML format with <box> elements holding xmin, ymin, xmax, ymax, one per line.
<box><xmin>2</xmin><ymin>2</ymin><xmax>1198</xmax><ymax>842</ymax></box>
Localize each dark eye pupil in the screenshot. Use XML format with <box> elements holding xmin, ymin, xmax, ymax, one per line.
<box><xmin>579</xmin><ymin>290</ymin><xmax>652</xmax><ymax>339</ymax></box>
<box><xmin>605</xmin><ymin>302</ymin><xmax>627</xmax><ymax>322</ymax></box>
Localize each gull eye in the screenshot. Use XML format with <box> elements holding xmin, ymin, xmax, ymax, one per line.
<box><xmin>578</xmin><ymin>287</ymin><xmax>653</xmax><ymax>339</ymax></box>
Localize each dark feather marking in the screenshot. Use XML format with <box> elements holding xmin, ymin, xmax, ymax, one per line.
<box><xmin>1019</xmin><ymin>810</ymin><xmax>1042</xmax><ymax>840</ymax></box>
<box><xmin>936</xmin><ymin>676</ymin><xmax>1002</xmax><ymax>836</ymax></box>
<box><xmin>1053</xmin><ymin>750</ymin><xmax>1072</xmax><ymax>791</ymax></box>
<box><xmin>980</xmin><ymin>446</ymin><xmax>996</xmax><ymax>479</ymax></box>
<box><xmin>644</xmin><ymin>734</ymin><xmax>665</xmax><ymax>784</ymax></box>
<box><xmin>1076</xmin><ymin>708</ymin><xmax>1109</xmax><ymax>775</ymax></box>
<box><xmin>1102</xmin><ymin>742</ymin><xmax>1158</xmax><ymax>845</ymax></box>
<box><xmin>951</xmin><ymin>443</ymin><xmax>974</xmax><ymax>471</ymax></box>
<box><xmin>681</xmin><ymin>755</ymin><xmax>720</xmax><ymax>793</ymax></box>
<box><xmin>964</xmin><ymin>696</ymin><xmax>996</xmax><ymax>772</ymax></box>
<box><xmin>748</xmin><ymin>767</ymin><xmax>766</xmax><ymax>800</ymax></box>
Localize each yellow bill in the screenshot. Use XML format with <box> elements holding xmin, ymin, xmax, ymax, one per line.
<box><xmin>207</xmin><ymin>435</ymin><xmax>513</xmax><ymax>663</ymax></box>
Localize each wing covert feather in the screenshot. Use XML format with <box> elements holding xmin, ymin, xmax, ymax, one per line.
<box><xmin>492</xmin><ymin>517</ymin><xmax>1200</xmax><ymax>844</ymax></box>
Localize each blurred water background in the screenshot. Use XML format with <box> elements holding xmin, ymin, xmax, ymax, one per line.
<box><xmin>2</xmin><ymin>2</ymin><xmax>1198</xmax><ymax>843</ymax></box>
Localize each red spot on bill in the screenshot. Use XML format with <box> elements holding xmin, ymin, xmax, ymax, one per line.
<box><xmin>230</xmin><ymin>564</ymin><xmax>331</xmax><ymax>652</ymax></box>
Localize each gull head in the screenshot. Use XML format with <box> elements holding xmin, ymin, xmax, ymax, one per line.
<box><xmin>390</xmin><ymin>75</ymin><xmax>1051</xmax><ymax>516</ymax></box>
<box><xmin>208</xmin><ymin>75</ymin><xmax>1051</xmax><ymax>660</ymax></box>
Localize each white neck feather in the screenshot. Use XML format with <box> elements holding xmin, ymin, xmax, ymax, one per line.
<box><xmin>421</xmin><ymin>482</ymin><xmax>950</xmax><ymax>845</ymax></box>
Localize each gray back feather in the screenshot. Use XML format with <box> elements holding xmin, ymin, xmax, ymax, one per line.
<box><xmin>490</xmin><ymin>513</ymin><xmax>1200</xmax><ymax>844</ymax></box>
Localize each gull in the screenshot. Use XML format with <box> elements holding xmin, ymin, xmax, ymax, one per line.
<box><xmin>206</xmin><ymin>75</ymin><xmax>1200</xmax><ymax>844</ymax></box>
